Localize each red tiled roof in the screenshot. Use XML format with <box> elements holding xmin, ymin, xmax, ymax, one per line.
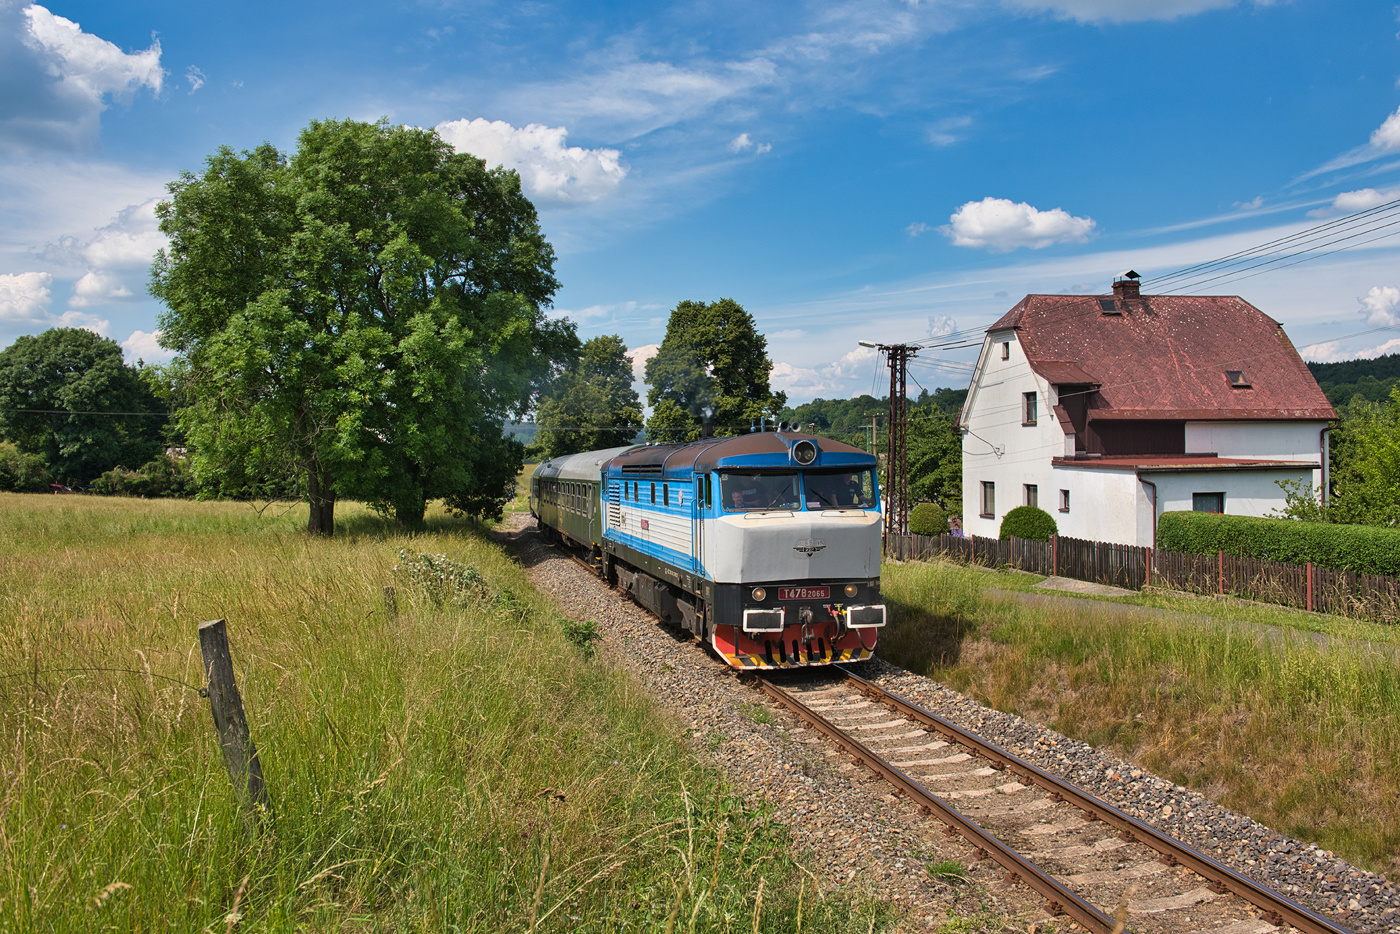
<box><xmin>989</xmin><ymin>293</ymin><xmax>1335</xmax><ymax>421</ymax></box>
<box><xmin>1050</xmin><ymin>454</ymin><xmax>1319</xmax><ymax>472</ymax></box>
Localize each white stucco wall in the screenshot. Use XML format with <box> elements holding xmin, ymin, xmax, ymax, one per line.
<box><xmin>960</xmin><ymin>330</ymin><xmax>1065</xmax><ymax>538</ymax></box>
<box><xmin>1047</xmin><ymin>466</ymin><xmax>1144</xmax><ymax>544</ymax></box>
<box><xmin>1186</xmin><ymin>421</ymin><xmax>1327</xmax><ymax>489</ymax></box>
<box><xmin>1147</xmin><ymin>468</ymin><xmax>1313</xmax><ymax>519</ymax></box>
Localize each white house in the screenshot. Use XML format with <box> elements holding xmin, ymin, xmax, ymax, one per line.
<box><xmin>958</xmin><ymin>274</ymin><xmax>1335</xmax><ymax>547</ymax></box>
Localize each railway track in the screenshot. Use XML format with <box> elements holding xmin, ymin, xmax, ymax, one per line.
<box><xmin>753</xmin><ymin>668</ymin><xmax>1355</xmax><ymax>934</ymax></box>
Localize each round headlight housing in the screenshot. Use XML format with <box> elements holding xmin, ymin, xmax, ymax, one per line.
<box><xmin>751</xmin><ymin>587</ymin><xmax>767</xmax><ymax>602</ymax></box>
<box><xmin>792</xmin><ymin>439</ymin><xmax>817</xmax><ymax>466</ymax></box>
<box><xmin>844</xmin><ymin>584</ymin><xmax>859</xmax><ymax>598</ymax></box>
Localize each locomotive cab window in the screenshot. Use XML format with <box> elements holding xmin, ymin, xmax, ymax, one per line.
<box><xmin>802</xmin><ymin>469</ymin><xmax>875</xmax><ymax>509</ymax></box>
<box><xmin>720</xmin><ymin>472</ymin><xmax>800</xmax><ymax>511</ymax></box>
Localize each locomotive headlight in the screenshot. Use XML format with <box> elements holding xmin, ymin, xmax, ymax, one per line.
<box><xmin>752</xmin><ymin>587</ymin><xmax>767</xmax><ymax>602</ymax></box>
<box><xmin>792</xmin><ymin>439</ymin><xmax>817</xmax><ymax>466</ymax></box>
<box><xmin>844</xmin><ymin>584</ymin><xmax>859</xmax><ymax>598</ymax></box>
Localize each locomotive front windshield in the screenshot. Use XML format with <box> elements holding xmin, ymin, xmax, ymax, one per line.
<box><xmin>720</xmin><ymin>469</ymin><xmax>876</xmax><ymax>512</ymax></box>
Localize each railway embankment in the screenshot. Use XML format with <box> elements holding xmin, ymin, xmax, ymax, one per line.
<box><xmin>503</xmin><ymin>507</ymin><xmax>1400</xmax><ymax>932</ymax></box>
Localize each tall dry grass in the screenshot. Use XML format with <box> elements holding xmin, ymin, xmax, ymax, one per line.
<box><xmin>881</xmin><ymin>558</ymin><xmax>1400</xmax><ymax>880</ymax></box>
<box><xmin>0</xmin><ymin>494</ymin><xmax>885</xmax><ymax>932</ymax></box>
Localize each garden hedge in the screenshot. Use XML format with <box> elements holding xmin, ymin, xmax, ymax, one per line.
<box><xmin>999</xmin><ymin>505</ymin><xmax>1057</xmax><ymax>541</ymax></box>
<box><xmin>1156</xmin><ymin>511</ymin><xmax>1400</xmax><ymax>577</ymax></box>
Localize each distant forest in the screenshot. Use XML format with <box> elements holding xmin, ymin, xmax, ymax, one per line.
<box><xmin>1307</xmin><ymin>353</ymin><xmax>1400</xmax><ymax>406</ymax></box>
<box><xmin>777</xmin><ymin>386</ymin><xmax>967</xmax><ymax>449</ymax></box>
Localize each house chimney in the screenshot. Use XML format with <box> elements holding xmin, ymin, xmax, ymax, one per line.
<box><xmin>1112</xmin><ymin>269</ymin><xmax>1141</xmax><ymax>301</ymax></box>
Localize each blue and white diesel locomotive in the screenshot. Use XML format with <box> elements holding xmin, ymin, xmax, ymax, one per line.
<box><xmin>529</xmin><ymin>431</ymin><xmax>886</xmax><ymax>669</ymax></box>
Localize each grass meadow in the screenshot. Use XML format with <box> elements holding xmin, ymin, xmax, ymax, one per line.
<box><xmin>0</xmin><ymin>493</ymin><xmax>886</xmax><ymax>933</ymax></box>
<box><xmin>880</xmin><ymin>558</ymin><xmax>1400</xmax><ymax>881</ymax></box>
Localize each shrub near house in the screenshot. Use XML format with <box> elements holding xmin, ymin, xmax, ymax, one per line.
<box><xmin>1157</xmin><ymin>510</ymin><xmax>1400</xmax><ymax>577</ymax></box>
<box><xmin>999</xmin><ymin>505</ymin><xmax>1057</xmax><ymax>541</ymax></box>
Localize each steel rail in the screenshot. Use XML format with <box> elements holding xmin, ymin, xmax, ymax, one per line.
<box><xmin>753</xmin><ymin>675</ymin><xmax>1118</xmax><ymax>934</ymax></box>
<box><xmin>836</xmin><ymin>667</ymin><xmax>1355</xmax><ymax>934</ymax></box>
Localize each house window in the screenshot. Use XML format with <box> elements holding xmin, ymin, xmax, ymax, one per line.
<box><xmin>1000</xmin><ymin>341</ymin><xmax>1010</xmax><ymax>360</ymax></box>
<box><xmin>1024</xmin><ymin>484</ymin><xmax>1038</xmax><ymax>508</ymax></box>
<box><xmin>1193</xmin><ymin>492</ymin><xmax>1225</xmax><ymax>513</ymax></box>
<box><xmin>980</xmin><ymin>481</ymin><xmax>995</xmax><ymax>518</ymax></box>
<box><xmin>1023</xmin><ymin>391</ymin><xmax>1038</xmax><ymax>426</ymax></box>
<box><xmin>1059</xmin><ymin>489</ymin><xmax>1070</xmax><ymax>513</ymax></box>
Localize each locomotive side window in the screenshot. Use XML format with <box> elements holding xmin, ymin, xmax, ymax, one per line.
<box><xmin>663</xmin><ymin>482</ymin><xmax>669</xmax><ymax>506</ymax></box>
<box><xmin>802</xmin><ymin>469</ymin><xmax>874</xmax><ymax>509</ymax></box>
<box><xmin>650</xmin><ymin>482</ymin><xmax>656</xmax><ymax>505</ymax></box>
<box><xmin>720</xmin><ymin>472</ymin><xmax>800</xmax><ymax>511</ymax></box>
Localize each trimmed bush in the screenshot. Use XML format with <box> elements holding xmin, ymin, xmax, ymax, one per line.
<box><xmin>909</xmin><ymin>501</ymin><xmax>949</xmax><ymax>536</ymax></box>
<box><xmin>999</xmin><ymin>505</ymin><xmax>1057</xmax><ymax>541</ymax></box>
<box><xmin>1157</xmin><ymin>510</ymin><xmax>1400</xmax><ymax>577</ymax></box>
<box><xmin>0</xmin><ymin>442</ymin><xmax>51</xmax><ymax>492</ymax></box>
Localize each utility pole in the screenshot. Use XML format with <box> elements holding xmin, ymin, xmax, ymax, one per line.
<box><xmin>860</xmin><ymin>341</ymin><xmax>916</xmax><ymax>542</ymax></box>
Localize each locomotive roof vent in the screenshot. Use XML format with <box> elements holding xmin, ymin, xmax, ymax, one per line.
<box><xmin>791</xmin><ymin>439</ymin><xmax>817</xmax><ymax>466</ymax></box>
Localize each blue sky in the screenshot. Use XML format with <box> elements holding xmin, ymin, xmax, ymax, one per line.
<box><xmin>2</xmin><ymin>0</ymin><xmax>1400</xmax><ymax>405</ymax></box>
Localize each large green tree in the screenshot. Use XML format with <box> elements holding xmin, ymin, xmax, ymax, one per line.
<box><xmin>644</xmin><ymin>298</ymin><xmax>785</xmax><ymax>442</ymax></box>
<box><xmin>151</xmin><ymin>118</ymin><xmax>576</xmax><ymax>533</ymax></box>
<box><xmin>907</xmin><ymin>408</ymin><xmax>962</xmax><ymax>509</ymax></box>
<box><xmin>1327</xmin><ymin>389</ymin><xmax>1400</xmax><ymax>526</ymax></box>
<box><xmin>0</xmin><ymin>328</ymin><xmax>165</xmax><ymax>485</ymax></box>
<box><xmin>536</xmin><ymin>334</ymin><xmax>643</xmax><ymax>458</ymax></box>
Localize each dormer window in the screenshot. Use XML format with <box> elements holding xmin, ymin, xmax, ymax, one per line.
<box><xmin>1226</xmin><ymin>370</ymin><xmax>1251</xmax><ymax>388</ymax></box>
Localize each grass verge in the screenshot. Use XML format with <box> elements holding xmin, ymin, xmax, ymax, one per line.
<box><xmin>880</xmin><ymin>557</ymin><xmax>1400</xmax><ymax>880</ymax></box>
<box><xmin>0</xmin><ymin>493</ymin><xmax>887</xmax><ymax>932</ymax></box>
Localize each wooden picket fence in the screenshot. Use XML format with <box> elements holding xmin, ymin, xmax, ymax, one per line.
<box><xmin>886</xmin><ymin>532</ymin><xmax>1400</xmax><ymax>624</ymax></box>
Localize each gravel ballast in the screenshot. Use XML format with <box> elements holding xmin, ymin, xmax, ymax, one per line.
<box><xmin>497</xmin><ymin>514</ymin><xmax>1400</xmax><ymax>933</ymax></box>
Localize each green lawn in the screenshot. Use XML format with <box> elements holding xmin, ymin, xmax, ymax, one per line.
<box><xmin>0</xmin><ymin>493</ymin><xmax>885</xmax><ymax>933</ymax></box>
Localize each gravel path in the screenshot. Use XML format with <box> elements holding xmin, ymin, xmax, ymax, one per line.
<box><xmin>497</xmin><ymin>514</ymin><xmax>1400</xmax><ymax>933</ymax></box>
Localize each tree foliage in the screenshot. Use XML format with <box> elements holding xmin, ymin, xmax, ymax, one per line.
<box><xmin>1326</xmin><ymin>389</ymin><xmax>1400</xmax><ymax>527</ymax></box>
<box><xmin>536</xmin><ymin>334</ymin><xmax>643</xmax><ymax>458</ymax></box>
<box><xmin>644</xmin><ymin>299</ymin><xmax>785</xmax><ymax>442</ymax></box>
<box><xmin>0</xmin><ymin>328</ymin><xmax>165</xmax><ymax>485</ymax></box>
<box><xmin>151</xmin><ymin>118</ymin><xmax>575</xmax><ymax>533</ymax></box>
<box><xmin>907</xmin><ymin>409</ymin><xmax>962</xmax><ymax>509</ymax></box>
<box><xmin>0</xmin><ymin>441</ymin><xmax>51</xmax><ymax>492</ymax></box>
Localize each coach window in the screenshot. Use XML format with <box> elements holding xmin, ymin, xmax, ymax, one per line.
<box><xmin>650</xmin><ymin>482</ymin><xmax>656</xmax><ymax>505</ymax></box>
<box><xmin>663</xmin><ymin>482</ymin><xmax>669</xmax><ymax>506</ymax></box>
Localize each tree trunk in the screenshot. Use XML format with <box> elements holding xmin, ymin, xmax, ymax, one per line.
<box><xmin>307</xmin><ymin>468</ymin><xmax>336</xmax><ymax>536</ymax></box>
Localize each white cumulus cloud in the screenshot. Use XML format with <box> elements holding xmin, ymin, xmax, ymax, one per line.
<box><xmin>122</xmin><ymin>329</ymin><xmax>170</xmax><ymax>363</ymax></box>
<box><xmin>627</xmin><ymin>343</ymin><xmax>660</xmax><ymax>386</ymax></box>
<box><xmin>1359</xmin><ymin>285</ymin><xmax>1400</xmax><ymax>327</ymax></box>
<box><xmin>41</xmin><ymin>197</ymin><xmax>166</xmax><ymax>309</ymax></box>
<box><xmin>436</xmin><ymin>118</ymin><xmax>627</xmax><ymax>205</ymax></box>
<box><xmin>1333</xmin><ymin>188</ymin><xmax>1397</xmax><ymax>212</ymax></box>
<box><xmin>0</xmin><ymin>271</ymin><xmax>54</xmax><ymax>323</ymax></box>
<box><xmin>1</xmin><ymin>4</ymin><xmax>163</xmax><ymax>151</ymax></box>
<box><xmin>942</xmin><ymin>197</ymin><xmax>1096</xmax><ymax>252</ymax></box>
<box><xmin>0</xmin><ymin>270</ymin><xmax>107</xmax><ymax>335</ymax></box>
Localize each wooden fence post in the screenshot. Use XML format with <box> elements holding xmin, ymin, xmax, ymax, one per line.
<box><xmin>1218</xmin><ymin>550</ymin><xmax>1224</xmax><ymax>596</ymax></box>
<box><xmin>1307</xmin><ymin>562</ymin><xmax>1314</xmax><ymax>613</ymax></box>
<box><xmin>1052</xmin><ymin>535</ymin><xmax>1057</xmax><ymax>577</ymax></box>
<box><xmin>198</xmin><ymin>619</ymin><xmax>270</xmax><ymax>817</ymax></box>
